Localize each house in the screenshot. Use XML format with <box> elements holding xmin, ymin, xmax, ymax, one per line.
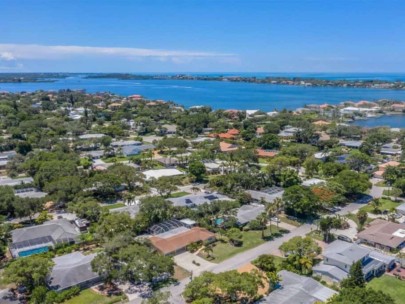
<box><xmin>167</xmin><ymin>192</ymin><xmax>232</xmax><ymax>208</ymax></box>
<box><xmin>390</xmin><ymin>103</ymin><xmax>405</xmax><ymax>112</ymax></box>
<box><xmin>78</xmin><ymin>133</ymin><xmax>105</xmax><ymax>140</ymax></box>
<box><xmin>143</xmin><ymin>168</ymin><xmax>184</xmax><ymax>180</ymax></box>
<box><xmin>10</xmin><ymin>219</ymin><xmax>80</xmax><ymax>258</ymax></box>
<box><xmin>339</xmin><ymin>140</ymin><xmax>363</xmax><ymax>149</ymax></box>
<box><xmin>278</xmin><ymin>126</ymin><xmax>302</xmax><ymax>138</ymax></box>
<box><xmin>374</xmin><ymin>161</ymin><xmax>401</xmax><ymax>179</ymax></box>
<box><xmin>14</xmin><ymin>188</ymin><xmax>48</xmax><ymax>199</ymax></box>
<box><xmin>148</xmin><ymin>219</ymin><xmax>215</xmax><ymax>256</ymax></box>
<box><xmin>219</xmin><ymin>142</ymin><xmax>238</xmax><ymax>152</ymax></box>
<box><xmin>204</xmin><ymin>162</ymin><xmax>222</xmax><ymax>174</ymax></box>
<box><xmin>111</xmin><ymin>140</ymin><xmax>142</xmax><ymax>147</ymax></box>
<box><xmin>256</xmin><ymin>149</ymin><xmax>278</xmax><ymax>158</ymax></box>
<box><xmin>256</xmin><ymin>127</ymin><xmax>265</xmax><ymax>136</ymax></box>
<box><xmin>380</xmin><ymin>143</ymin><xmax>402</xmax><ymax>155</ymax></box>
<box><xmin>312</xmin><ymin>120</ymin><xmax>330</xmax><ymax>126</ymax></box>
<box><xmin>109</xmin><ymin>205</ymin><xmax>140</xmax><ymax>219</ymax></box>
<box><xmin>357</xmin><ymin>219</ymin><xmax>405</xmax><ymax>251</ymax></box>
<box><xmin>247</xmin><ymin>187</ymin><xmax>284</xmax><ymax>204</ymax></box>
<box><xmin>121</xmin><ymin>144</ymin><xmax>154</xmax><ymax>157</ymax></box>
<box><xmin>261</xmin><ymin>270</ymin><xmax>337</xmax><ymax>303</ymax></box>
<box><xmin>313</xmin><ymin>240</ymin><xmax>395</xmax><ymax>282</ymax></box>
<box><xmin>302</xmin><ymin>178</ymin><xmax>326</xmax><ymax>187</ymax></box>
<box><xmin>236</xmin><ymin>204</ymin><xmax>265</xmax><ymax>226</ymax></box>
<box><xmin>396</xmin><ymin>203</ymin><xmax>405</xmax><ymax>216</ymax></box>
<box><xmin>48</xmin><ymin>252</ymin><xmax>101</xmax><ymax>291</ymax></box>
<box><xmin>0</xmin><ymin>177</ymin><xmax>34</xmax><ymax>187</ymax></box>
<box><xmin>0</xmin><ymin>151</ymin><xmax>17</xmax><ymax>169</ymax></box>
<box><xmin>161</xmin><ymin>124</ymin><xmax>177</xmax><ymax>135</ymax></box>
<box><xmin>155</xmin><ymin>157</ymin><xmax>179</xmax><ymax>167</ymax></box>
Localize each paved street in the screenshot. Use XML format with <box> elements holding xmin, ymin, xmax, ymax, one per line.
<box><xmin>130</xmin><ymin>223</ymin><xmax>314</xmax><ymax>304</ymax></box>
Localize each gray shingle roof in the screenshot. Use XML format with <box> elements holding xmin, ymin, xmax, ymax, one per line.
<box><xmin>323</xmin><ymin>240</ymin><xmax>371</xmax><ymax>265</ymax></box>
<box><xmin>261</xmin><ymin>270</ymin><xmax>337</xmax><ymax>304</ymax></box>
<box><xmin>236</xmin><ymin>204</ymin><xmax>265</xmax><ymax>225</ymax></box>
<box><xmin>167</xmin><ymin>192</ymin><xmax>232</xmax><ymax>208</ymax></box>
<box><xmin>48</xmin><ymin>252</ymin><xmax>100</xmax><ymax>291</ymax></box>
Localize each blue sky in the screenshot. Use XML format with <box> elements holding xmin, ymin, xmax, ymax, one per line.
<box><xmin>1</xmin><ymin>0</ymin><xmax>404</xmax><ymax>73</ymax></box>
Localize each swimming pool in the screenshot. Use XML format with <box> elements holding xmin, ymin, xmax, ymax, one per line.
<box><xmin>18</xmin><ymin>246</ymin><xmax>49</xmax><ymax>257</ymax></box>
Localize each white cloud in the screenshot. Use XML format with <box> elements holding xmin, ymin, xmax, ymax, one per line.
<box><xmin>0</xmin><ymin>51</ymin><xmax>16</xmax><ymax>61</ymax></box>
<box><xmin>0</xmin><ymin>43</ymin><xmax>236</xmax><ymax>63</ymax></box>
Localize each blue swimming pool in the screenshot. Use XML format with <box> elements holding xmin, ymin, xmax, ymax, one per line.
<box><xmin>18</xmin><ymin>247</ymin><xmax>49</xmax><ymax>257</ymax></box>
<box><xmin>215</xmin><ymin>218</ymin><xmax>224</xmax><ymax>226</ymax></box>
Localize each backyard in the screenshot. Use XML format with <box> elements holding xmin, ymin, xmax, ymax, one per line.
<box><xmin>368</xmin><ymin>275</ymin><xmax>405</xmax><ymax>304</ymax></box>
<box><xmin>101</xmin><ymin>203</ymin><xmax>126</xmax><ymax>211</ymax></box>
<box><xmin>63</xmin><ymin>289</ymin><xmax>125</xmax><ymax>304</ymax></box>
<box><xmin>200</xmin><ymin>226</ymin><xmax>283</xmax><ymax>263</ymax></box>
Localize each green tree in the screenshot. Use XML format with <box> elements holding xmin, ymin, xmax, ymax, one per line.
<box><xmin>183</xmin><ymin>270</ymin><xmax>263</xmax><ymax>303</ymax></box>
<box><xmin>68</xmin><ymin>200</ymin><xmax>101</xmax><ymax>222</ymax></box>
<box><xmin>252</xmin><ymin>254</ymin><xmax>277</xmax><ymax>273</ymax></box>
<box><xmin>347</xmin><ymin>150</ymin><xmax>371</xmax><ymax>172</ymax></box>
<box><xmin>226</xmin><ymin>227</ymin><xmax>243</xmax><ymax>246</ymax></box>
<box><xmin>142</xmin><ymin>291</ymin><xmax>171</xmax><ymax>304</ymax></box>
<box><xmin>188</xmin><ymin>160</ymin><xmax>206</xmax><ymax>181</ymax></box>
<box><xmin>334</xmin><ymin>170</ymin><xmax>371</xmax><ymax>195</ymax></box>
<box><xmin>328</xmin><ymin>287</ymin><xmax>395</xmax><ymax>304</ymax></box>
<box><xmin>95</xmin><ymin>212</ymin><xmax>136</xmax><ymax>242</ymax></box>
<box><xmin>283</xmin><ymin>185</ymin><xmax>320</xmax><ymax>218</ymax></box>
<box><xmin>152</xmin><ymin>176</ymin><xmax>179</xmax><ymax>197</ymax></box>
<box><xmin>356</xmin><ymin>209</ymin><xmax>368</xmax><ymax>229</ymax></box>
<box><xmin>2</xmin><ymin>255</ymin><xmax>54</xmax><ymax>291</ymax></box>
<box><xmin>108</xmin><ymin>163</ymin><xmax>145</xmax><ymax>191</ymax></box>
<box><xmin>341</xmin><ymin>261</ymin><xmax>365</xmax><ymax>289</ymax></box>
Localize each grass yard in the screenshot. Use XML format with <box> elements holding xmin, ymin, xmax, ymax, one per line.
<box><xmin>368</xmin><ymin>275</ymin><xmax>405</xmax><ymax>304</ymax></box>
<box><xmin>360</xmin><ymin>198</ymin><xmax>400</xmax><ymax>214</ymax></box>
<box><xmin>201</xmin><ymin>226</ymin><xmax>282</xmax><ymax>263</ymax></box>
<box><xmin>279</xmin><ymin>215</ymin><xmax>302</xmax><ymax>227</ymax></box>
<box><xmin>63</xmin><ymin>289</ymin><xmax>125</xmax><ymax>304</ymax></box>
<box><xmin>169</xmin><ymin>191</ymin><xmax>190</xmax><ymax>198</ymax></box>
<box><xmin>102</xmin><ymin>156</ymin><xmax>129</xmax><ymax>163</ymax></box>
<box><xmin>345</xmin><ymin>213</ymin><xmax>373</xmax><ymax>228</ymax></box>
<box><xmin>102</xmin><ymin>203</ymin><xmax>126</xmax><ymax>210</ymax></box>
<box><xmin>306</xmin><ymin>230</ymin><xmax>324</xmax><ymax>241</ymax></box>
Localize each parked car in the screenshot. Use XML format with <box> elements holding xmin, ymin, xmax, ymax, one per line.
<box><xmin>337</xmin><ymin>234</ymin><xmax>352</xmax><ymax>243</ymax></box>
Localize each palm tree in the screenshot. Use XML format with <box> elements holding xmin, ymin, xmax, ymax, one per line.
<box><xmin>257</xmin><ymin>212</ymin><xmax>268</xmax><ymax>239</ymax></box>
<box><xmin>299</xmin><ymin>256</ymin><xmax>313</xmax><ymax>275</ymax></box>
<box><xmin>370</xmin><ymin>198</ymin><xmax>381</xmax><ymax>214</ymax></box>
<box><xmin>266</xmin><ymin>204</ymin><xmax>277</xmax><ymax>231</ymax></box>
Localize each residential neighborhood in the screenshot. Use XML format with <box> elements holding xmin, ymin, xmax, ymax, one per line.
<box><xmin>1</xmin><ymin>90</ymin><xmax>405</xmax><ymax>304</ymax></box>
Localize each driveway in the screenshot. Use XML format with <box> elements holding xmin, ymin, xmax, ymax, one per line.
<box><xmin>174</xmin><ymin>252</ymin><xmax>216</xmax><ymax>276</ymax></box>
<box><xmin>334</xmin><ymin>219</ymin><xmax>358</xmax><ymax>239</ymax></box>
<box><xmin>129</xmin><ymin>223</ymin><xmax>314</xmax><ymax>304</ymax></box>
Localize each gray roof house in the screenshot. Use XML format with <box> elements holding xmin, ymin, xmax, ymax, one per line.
<box><xmin>339</xmin><ymin>140</ymin><xmax>363</xmax><ymax>148</ymax></box>
<box><xmin>313</xmin><ymin>240</ymin><xmax>395</xmax><ymax>282</ymax></box>
<box><xmin>14</xmin><ymin>188</ymin><xmax>48</xmax><ymax>199</ymax></box>
<box><xmin>236</xmin><ymin>204</ymin><xmax>265</xmax><ymax>225</ymax></box>
<box><xmin>167</xmin><ymin>192</ymin><xmax>232</xmax><ymax>208</ymax></box>
<box><xmin>121</xmin><ymin>144</ymin><xmax>155</xmax><ymax>157</ymax></box>
<box><xmin>247</xmin><ymin>187</ymin><xmax>284</xmax><ymax>203</ymax></box>
<box><xmin>396</xmin><ymin>203</ymin><xmax>405</xmax><ymax>216</ymax></box>
<box><xmin>48</xmin><ymin>252</ymin><xmax>101</xmax><ymax>291</ymax></box>
<box><xmin>380</xmin><ymin>143</ymin><xmax>402</xmax><ymax>155</ymax></box>
<box><xmin>260</xmin><ymin>270</ymin><xmax>337</xmax><ymax>304</ymax></box>
<box><xmin>0</xmin><ymin>177</ymin><xmax>34</xmax><ymax>187</ymax></box>
<box><xmin>10</xmin><ymin>219</ymin><xmax>80</xmax><ymax>258</ymax></box>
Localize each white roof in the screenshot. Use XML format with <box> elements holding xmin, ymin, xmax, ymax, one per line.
<box><xmin>143</xmin><ymin>168</ymin><xmax>184</xmax><ymax>180</ymax></box>
<box><xmin>302</xmin><ymin>178</ymin><xmax>326</xmax><ymax>187</ymax></box>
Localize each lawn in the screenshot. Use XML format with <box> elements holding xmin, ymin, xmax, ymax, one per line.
<box><xmin>201</xmin><ymin>226</ymin><xmax>282</xmax><ymax>263</ymax></box>
<box><xmin>169</xmin><ymin>191</ymin><xmax>190</xmax><ymax>198</ymax></box>
<box><xmin>345</xmin><ymin>213</ymin><xmax>373</xmax><ymax>227</ymax></box>
<box><xmin>102</xmin><ymin>203</ymin><xmax>126</xmax><ymax>210</ymax></box>
<box><xmin>360</xmin><ymin>198</ymin><xmax>401</xmax><ymax>214</ymax></box>
<box><xmin>102</xmin><ymin>156</ymin><xmax>129</xmax><ymax>163</ymax></box>
<box><xmin>278</xmin><ymin>215</ymin><xmax>302</xmax><ymax>227</ymax></box>
<box><xmin>63</xmin><ymin>289</ymin><xmax>125</xmax><ymax>304</ymax></box>
<box><xmin>368</xmin><ymin>275</ymin><xmax>405</xmax><ymax>304</ymax></box>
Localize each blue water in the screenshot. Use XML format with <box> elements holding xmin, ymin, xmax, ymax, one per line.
<box><xmin>352</xmin><ymin>115</ymin><xmax>405</xmax><ymax>128</ymax></box>
<box><xmin>18</xmin><ymin>246</ymin><xmax>49</xmax><ymax>257</ymax></box>
<box><xmin>1</xmin><ymin>74</ymin><xmax>405</xmax><ymax>111</ymax></box>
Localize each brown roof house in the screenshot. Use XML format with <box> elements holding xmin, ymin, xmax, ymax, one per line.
<box><xmin>149</xmin><ymin>220</ymin><xmax>215</xmax><ymax>256</ymax></box>
<box><xmin>357</xmin><ymin>219</ymin><xmax>405</xmax><ymax>251</ymax></box>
